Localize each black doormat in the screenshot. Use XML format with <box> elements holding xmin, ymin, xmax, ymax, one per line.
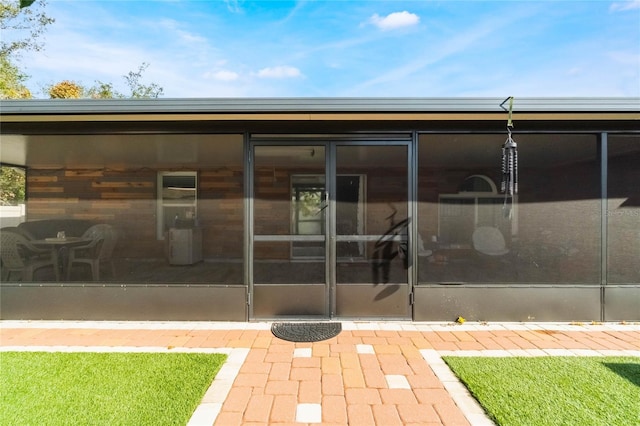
<box><xmin>271</xmin><ymin>322</ymin><xmax>342</xmax><ymax>342</ymax></box>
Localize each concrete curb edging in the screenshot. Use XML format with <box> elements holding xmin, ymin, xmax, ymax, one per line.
<box><xmin>188</xmin><ymin>348</ymin><xmax>249</xmax><ymax>426</ymax></box>
<box><xmin>422</xmin><ymin>348</ymin><xmax>640</xmax><ymax>426</ymax></box>
<box><xmin>421</xmin><ymin>349</ymin><xmax>495</xmax><ymax>426</ymax></box>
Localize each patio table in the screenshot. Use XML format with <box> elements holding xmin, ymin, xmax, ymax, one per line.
<box><xmin>30</xmin><ymin>237</ymin><xmax>92</xmax><ymax>281</ymax></box>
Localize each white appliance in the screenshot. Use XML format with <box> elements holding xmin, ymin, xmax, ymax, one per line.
<box><xmin>166</xmin><ymin>227</ymin><xmax>202</xmax><ymax>265</ymax></box>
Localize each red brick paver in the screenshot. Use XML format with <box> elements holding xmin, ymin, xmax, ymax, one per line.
<box><xmin>2</xmin><ymin>321</ymin><xmax>639</xmax><ymax>425</ymax></box>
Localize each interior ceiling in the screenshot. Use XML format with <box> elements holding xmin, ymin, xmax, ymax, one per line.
<box><xmin>0</xmin><ymin>132</ymin><xmax>637</xmax><ymax>169</ymax></box>
<box><xmin>0</xmin><ymin>135</ymin><xmax>27</xmax><ymax>166</ymax></box>
<box><xmin>418</xmin><ymin>134</ymin><xmax>603</xmax><ymax>168</ymax></box>
<box><xmin>0</xmin><ymin>134</ymin><xmax>244</xmax><ymax>168</ymax></box>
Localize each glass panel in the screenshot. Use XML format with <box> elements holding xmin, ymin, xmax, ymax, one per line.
<box><xmin>418</xmin><ymin>134</ymin><xmax>600</xmax><ymax>284</ymax></box>
<box><xmin>608</xmin><ymin>135</ymin><xmax>640</xmax><ymax>284</ymax></box>
<box><xmin>253</xmin><ymin>145</ymin><xmax>325</xmax><ymax>284</ymax></box>
<box><xmin>336</xmin><ymin>145</ymin><xmax>408</xmax><ymax>284</ymax></box>
<box><xmin>8</xmin><ymin>134</ymin><xmax>244</xmax><ymax>284</ymax></box>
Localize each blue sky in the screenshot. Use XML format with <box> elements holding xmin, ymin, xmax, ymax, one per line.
<box><xmin>20</xmin><ymin>0</ymin><xmax>640</xmax><ymax>98</ymax></box>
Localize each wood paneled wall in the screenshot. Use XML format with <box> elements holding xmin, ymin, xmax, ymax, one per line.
<box><xmin>26</xmin><ymin>167</ymin><xmax>244</xmax><ymax>260</ymax></box>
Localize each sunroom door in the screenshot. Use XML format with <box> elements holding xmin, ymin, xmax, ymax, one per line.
<box><xmin>251</xmin><ymin>144</ymin><xmax>329</xmax><ymax>319</ymax></box>
<box><xmin>250</xmin><ymin>141</ymin><xmax>412</xmax><ymax>320</ymax></box>
<box><xmin>333</xmin><ymin>143</ymin><xmax>411</xmax><ymax>319</ymax></box>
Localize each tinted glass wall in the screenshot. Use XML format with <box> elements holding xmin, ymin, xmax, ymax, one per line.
<box><xmin>417</xmin><ymin>134</ymin><xmax>601</xmax><ymax>284</ymax></box>
<box><xmin>607</xmin><ymin>134</ymin><xmax>640</xmax><ymax>284</ymax></box>
<box><xmin>5</xmin><ymin>134</ymin><xmax>244</xmax><ymax>284</ymax></box>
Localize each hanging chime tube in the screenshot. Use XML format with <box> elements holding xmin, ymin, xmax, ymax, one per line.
<box><xmin>500</xmin><ymin>97</ymin><xmax>518</xmax><ymax>198</ymax></box>
<box><xmin>500</xmin><ymin>97</ymin><xmax>518</xmax><ymax>220</ymax></box>
<box><xmin>501</xmin><ymin>132</ymin><xmax>518</xmax><ymax>196</ymax></box>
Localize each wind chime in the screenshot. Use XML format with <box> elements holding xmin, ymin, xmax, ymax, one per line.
<box><xmin>500</xmin><ymin>97</ymin><xmax>518</xmax><ymax>218</ymax></box>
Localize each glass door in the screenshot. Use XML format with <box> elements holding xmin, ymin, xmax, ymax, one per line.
<box><xmin>333</xmin><ymin>144</ymin><xmax>411</xmax><ymax>318</ymax></box>
<box><xmin>251</xmin><ymin>144</ymin><xmax>329</xmax><ymax>318</ymax></box>
<box><xmin>250</xmin><ymin>140</ymin><xmax>411</xmax><ymax>320</ymax></box>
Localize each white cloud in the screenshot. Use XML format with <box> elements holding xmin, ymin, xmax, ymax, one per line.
<box><xmin>157</xmin><ymin>19</ymin><xmax>207</xmax><ymax>44</ymax></box>
<box><xmin>26</xmin><ymin>33</ymin><xmax>151</xmax><ymax>81</ymax></box>
<box><xmin>354</xmin><ymin>12</ymin><xmax>502</xmax><ymax>93</ymax></box>
<box><xmin>369</xmin><ymin>11</ymin><xmax>420</xmax><ymax>31</ymax></box>
<box><xmin>224</xmin><ymin>0</ymin><xmax>242</xmax><ymax>13</ymax></box>
<box><xmin>609</xmin><ymin>50</ymin><xmax>640</xmax><ymax>65</ymax></box>
<box><xmin>567</xmin><ymin>67</ymin><xmax>582</xmax><ymax>76</ymax></box>
<box><xmin>610</xmin><ymin>0</ymin><xmax>640</xmax><ymax>12</ymax></box>
<box><xmin>256</xmin><ymin>66</ymin><xmax>302</xmax><ymax>78</ymax></box>
<box><xmin>205</xmin><ymin>70</ymin><xmax>239</xmax><ymax>81</ymax></box>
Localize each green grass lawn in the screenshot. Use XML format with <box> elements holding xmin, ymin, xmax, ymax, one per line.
<box><xmin>443</xmin><ymin>356</ymin><xmax>640</xmax><ymax>426</ymax></box>
<box><xmin>1</xmin><ymin>351</ymin><xmax>227</xmax><ymax>426</ymax></box>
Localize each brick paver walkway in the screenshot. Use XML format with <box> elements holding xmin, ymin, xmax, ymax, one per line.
<box><xmin>2</xmin><ymin>321</ymin><xmax>639</xmax><ymax>425</ymax></box>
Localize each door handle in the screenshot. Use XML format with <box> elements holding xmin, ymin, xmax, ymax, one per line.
<box><xmin>317</xmin><ymin>191</ymin><xmax>329</xmax><ymax>214</ymax></box>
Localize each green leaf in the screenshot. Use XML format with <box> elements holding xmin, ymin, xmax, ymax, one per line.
<box><xmin>20</xmin><ymin>0</ymin><xmax>36</xmax><ymax>8</ymax></box>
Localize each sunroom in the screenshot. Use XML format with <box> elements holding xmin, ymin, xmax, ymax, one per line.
<box><xmin>1</xmin><ymin>97</ymin><xmax>638</xmax><ymax>321</ymax></box>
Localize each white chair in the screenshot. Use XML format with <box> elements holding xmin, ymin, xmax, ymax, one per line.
<box><xmin>472</xmin><ymin>226</ymin><xmax>509</xmax><ymax>256</ymax></box>
<box><xmin>66</xmin><ymin>224</ymin><xmax>118</xmax><ymax>280</ymax></box>
<box><xmin>0</xmin><ymin>227</ymin><xmax>57</xmax><ymax>281</ymax></box>
<box><xmin>417</xmin><ymin>233</ymin><xmax>433</xmax><ymax>257</ymax></box>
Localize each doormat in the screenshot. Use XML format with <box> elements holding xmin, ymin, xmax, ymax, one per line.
<box><xmin>271</xmin><ymin>322</ymin><xmax>342</xmax><ymax>343</ymax></box>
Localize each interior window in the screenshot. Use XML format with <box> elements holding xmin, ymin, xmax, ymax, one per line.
<box><xmin>157</xmin><ymin>171</ymin><xmax>197</xmax><ymax>239</ymax></box>
<box><xmin>438</xmin><ymin>175</ymin><xmax>509</xmax><ymax>246</ymax></box>
<box><xmin>459</xmin><ymin>175</ymin><xmax>496</xmax><ymax>193</ymax></box>
<box><xmin>291</xmin><ymin>175</ymin><xmax>326</xmax><ymax>258</ymax></box>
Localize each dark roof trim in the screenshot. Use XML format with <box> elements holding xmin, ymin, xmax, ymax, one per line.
<box><xmin>1</xmin><ymin>97</ymin><xmax>638</xmax><ymax>115</ymax></box>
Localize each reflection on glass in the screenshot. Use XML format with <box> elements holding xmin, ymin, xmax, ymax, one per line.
<box><xmin>418</xmin><ymin>134</ymin><xmax>600</xmax><ymax>284</ymax></box>
<box><xmin>608</xmin><ymin>135</ymin><xmax>640</xmax><ymax>284</ymax></box>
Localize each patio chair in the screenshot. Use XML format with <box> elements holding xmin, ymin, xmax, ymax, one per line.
<box><xmin>66</xmin><ymin>224</ymin><xmax>118</xmax><ymax>281</ymax></box>
<box><xmin>0</xmin><ymin>227</ymin><xmax>57</xmax><ymax>281</ymax></box>
<box><xmin>472</xmin><ymin>226</ymin><xmax>510</xmax><ymax>256</ymax></box>
<box><xmin>417</xmin><ymin>233</ymin><xmax>433</xmax><ymax>257</ymax></box>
